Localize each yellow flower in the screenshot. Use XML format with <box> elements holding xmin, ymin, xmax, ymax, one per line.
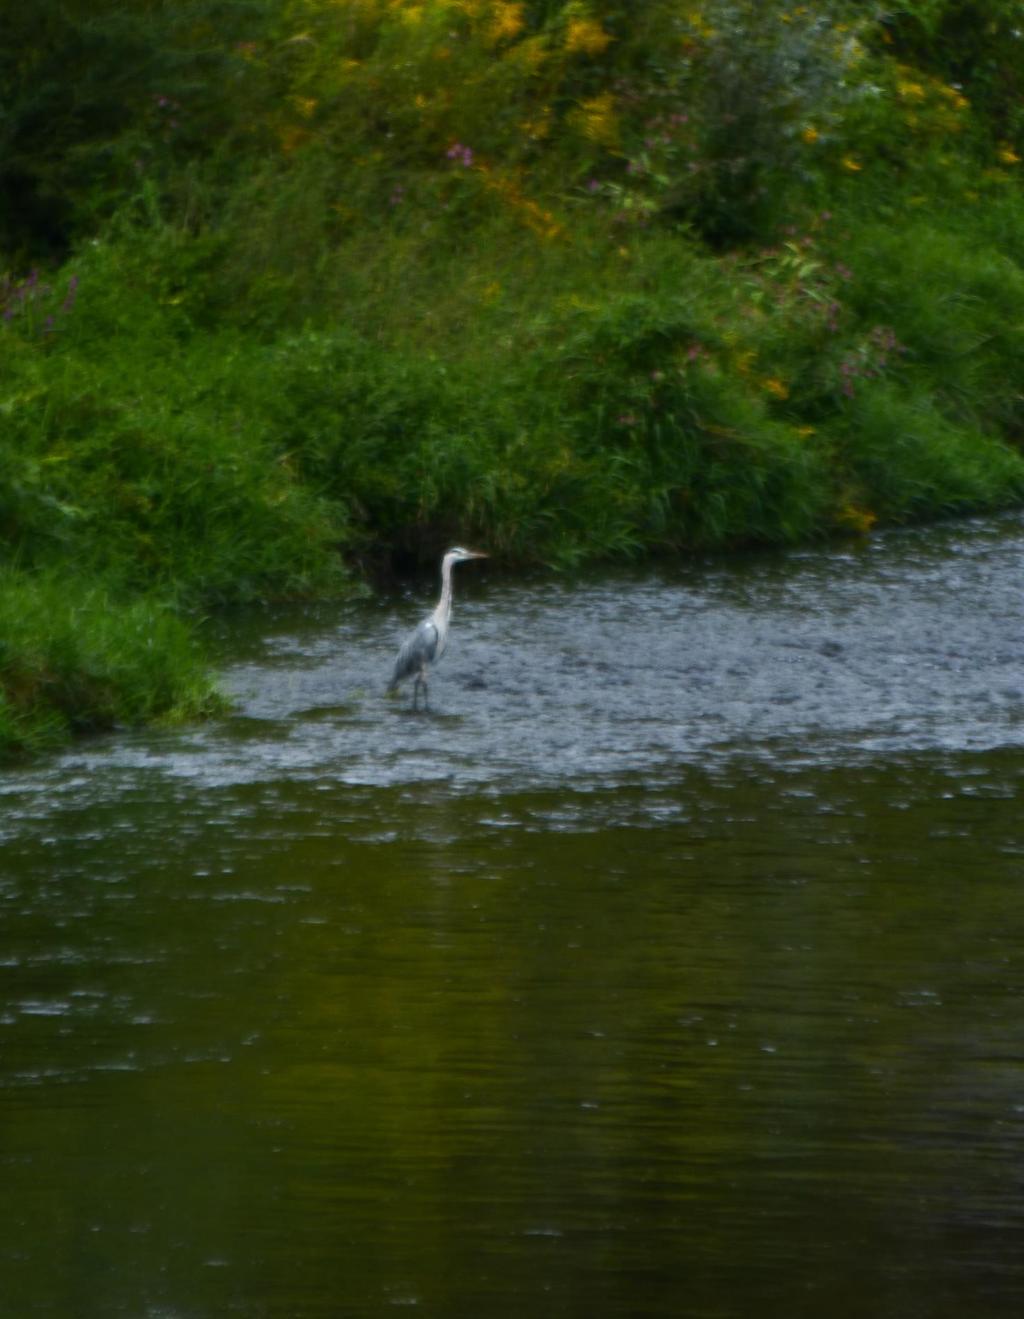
<box><xmin>488</xmin><ymin>1</ymin><xmax>525</xmax><ymax>43</ymax></box>
<box><xmin>505</xmin><ymin>35</ymin><xmax>548</xmax><ymax>71</ymax></box>
<box><xmin>477</xmin><ymin>166</ymin><xmax>566</xmax><ymax>240</ymax></box>
<box><xmin>762</xmin><ymin>377</ymin><xmax>789</xmax><ymax>400</ymax></box>
<box><xmin>565</xmin><ymin>18</ymin><xmax>611</xmax><ymax>56</ymax></box>
<box><xmin>685</xmin><ymin>11</ymin><xmax>716</xmax><ymax>39</ymax></box>
<box><xmin>940</xmin><ymin>85</ymin><xmax>969</xmax><ymax>110</ymax></box>
<box><xmin>520</xmin><ymin>113</ymin><xmax>551</xmax><ymax>140</ymax></box>
<box><xmin>841</xmin><ymin>156</ymin><xmax>862</xmax><ymax>172</ymax></box>
<box><xmin>998</xmin><ymin>145</ymin><xmax>1021</xmax><ymax>165</ymax></box>
<box><xmin>291</xmin><ymin>96</ymin><xmax>317</xmax><ymax>119</ymax></box>
<box><xmin>839</xmin><ymin>504</ymin><xmax>877</xmax><ymax>534</ymax></box>
<box><xmin>574</xmin><ymin>93</ymin><xmax>618</xmax><ymax>146</ymax></box>
<box><xmin>897</xmin><ymin>79</ymin><xmax>926</xmax><ymax>101</ymax></box>
<box><xmin>802</xmin><ymin>125</ymin><xmax>819</xmax><ymax>145</ymax></box>
<box><xmin>795</xmin><ymin>425</ymin><xmax>816</xmax><ymax>437</ymax></box>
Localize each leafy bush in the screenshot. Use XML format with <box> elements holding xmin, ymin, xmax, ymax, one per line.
<box><xmin>0</xmin><ymin>232</ymin><xmax>350</xmax><ymax>604</ymax></box>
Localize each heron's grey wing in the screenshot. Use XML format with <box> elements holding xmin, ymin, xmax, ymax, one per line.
<box><xmin>389</xmin><ymin>618</ymin><xmax>439</xmax><ymax>689</ymax></box>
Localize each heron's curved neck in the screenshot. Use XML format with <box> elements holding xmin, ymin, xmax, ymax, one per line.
<box><xmin>436</xmin><ymin>556</ymin><xmax>455</xmax><ymax>621</ymax></box>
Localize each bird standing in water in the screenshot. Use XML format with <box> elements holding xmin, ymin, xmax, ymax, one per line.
<box><xmin>387</xmin><ymin>547</ymin><xmax>487</xmax><ymax>709</ymax></box>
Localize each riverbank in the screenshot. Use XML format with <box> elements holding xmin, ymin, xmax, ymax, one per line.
<box><xmin>3</xmin><ymin>1</ymin><xmax>1024</xmax><ymax>755</ymax></box>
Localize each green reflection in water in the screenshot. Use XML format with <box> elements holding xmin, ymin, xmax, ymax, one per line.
<box><xmin>2</xmin><ymin>757</ymin><xmax>1023</xmax><ymax>1318</ymax></box>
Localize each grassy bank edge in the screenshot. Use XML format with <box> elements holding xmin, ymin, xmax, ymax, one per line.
<box><xmin>0</xmin><ymin>572</ymin><xmax>226</xmax><ymax>760</ymax></box>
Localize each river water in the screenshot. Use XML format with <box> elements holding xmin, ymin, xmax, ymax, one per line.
<box><xmin>2</xmin><ymin>514</ymin><xmax>1023</xmax><ymax>1318</ymax></box>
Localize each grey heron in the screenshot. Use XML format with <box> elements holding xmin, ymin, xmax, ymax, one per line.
<box><xmin>387</xmin><ymin>546</ymin><xmax>488</xmax><ymax>709</ymax></box>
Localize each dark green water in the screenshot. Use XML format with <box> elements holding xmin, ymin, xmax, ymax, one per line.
<box><xmin>3</xmin><ymin>515</ymin><xmax>1024</xmax><ymax>1318</ymax></box>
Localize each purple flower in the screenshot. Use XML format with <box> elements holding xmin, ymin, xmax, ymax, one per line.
<box><xmin>445</xmin><ymin>143</ymin><xmax>474</xmax><ymax>167</ymax></box>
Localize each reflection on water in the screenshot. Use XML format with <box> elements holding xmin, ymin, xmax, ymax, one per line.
<box><xmin>2</xmin><ymin>514</ymin><xmax>1024</xmax><ymax>1317</ymax></box>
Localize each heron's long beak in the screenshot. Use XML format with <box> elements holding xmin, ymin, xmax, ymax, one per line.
<box><xmin>466</xmin><ymin>550</ymin><xmax>488</xmax><ymax>559</ymax></box>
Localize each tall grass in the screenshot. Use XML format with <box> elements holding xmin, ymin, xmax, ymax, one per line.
<box><xmin>0</xmin><ymin>572</ymin><xmax>221</xmax><ymax>758</ymax></box>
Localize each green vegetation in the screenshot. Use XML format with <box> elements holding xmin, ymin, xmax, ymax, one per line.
<box><xmin>0</xmin><ymin>571</ymin><xmax>219</xmax><ymax>756</ymax></box>
<box><xmin>3</xmin><ymin>0</ymin><xmax>1024</xmax><ymax>753</ymax></box>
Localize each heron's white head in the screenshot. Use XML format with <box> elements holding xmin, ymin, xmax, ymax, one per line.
<box><xmin>444</xmin><ymin>546</ymin><xmax>488</xmax><ymax>565</ymax></box>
